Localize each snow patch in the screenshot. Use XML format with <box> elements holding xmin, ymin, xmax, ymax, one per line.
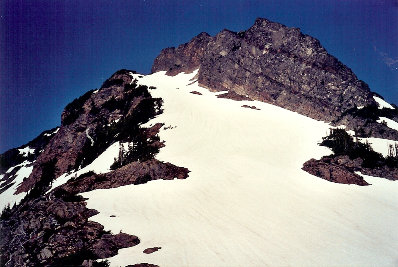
<box><xmin>377</xmin><ymin>117</ymin><xmax>398</xmax><ymax>131</ymax></box>
<box><xmin>18</xmin><ymin>146</ymin><xmax>35</xmax><ymax>157</ymax></box>
<box><xmin>374</xmin><ymin>96</ymin><xmax>394</xmax><ymax>109</ymax></box>
<box><xmin>0</xmin><ymin>161</ymin><xmax>33</xmax><ymax>211</ymax></box>
<box><xmin>49</xmin><ymin>142</ymin><xmax>129</xmax><ymax>191</ymax></box>
<box><xmin>44</xmin><ymin>127</ymin><xmax>59</xmax><ymax>137</ymax></box>
<box><xmin>215</xmin><ymin>90</ymin><xmax>229</xmax><ymax>95</ymax></box>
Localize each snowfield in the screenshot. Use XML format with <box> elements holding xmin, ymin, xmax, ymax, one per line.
<box><xmin>82</xmin><ymin>70</ymin><xmax>398</xmax><ymax>267</ymax></box>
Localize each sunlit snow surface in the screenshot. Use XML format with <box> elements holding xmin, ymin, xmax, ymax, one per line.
<box><xmin>374</xmin><ymin>95</ymin><xmax>394</xmax><ymax>109</ymax></box>
<box><xmin>359</xmin><ymin>137</ymin><xmax>398</xmax><ymax>157</ymax></box>
<box><xmin>18</xmin><ymin>146</ymin><xmax>35</xmax><ymax>157</ymax></box>
<box><xmin>0</xmin><ymin>161</ymin><xmax>33</xmax><ymax>211</ymax></box>
<box><xmin>82</xmin><ymin>71</ymin><xmax>398</xmax><ymax>267</ymax></box>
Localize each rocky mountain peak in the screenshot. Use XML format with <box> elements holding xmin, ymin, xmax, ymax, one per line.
<box><xmin>151</xmin><ymin>32</ymin><xmax>211</xmax><ymax>76</ymax></box>
<box><xmin>152</xmin><ymin>17</ymin><xmax>376</xmax><ymax>123</ymax></box>
<box><xmin>2</xmin><ymin>17</ymin><xmax>398</xmax><ymax>267</ymax></box>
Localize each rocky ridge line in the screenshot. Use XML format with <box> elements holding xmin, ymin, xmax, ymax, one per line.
<box><xmin>152</xmin><ymin>17</ymin><xmax>398</xmax><ymax>140</ymax></box>
<box><xmin>1</xmin><ymin>70</ymin><xmax>189</xmax><ymax>266</ymax></box>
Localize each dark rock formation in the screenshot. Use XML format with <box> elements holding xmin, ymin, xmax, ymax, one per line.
<box><xmin>302</xmin><ymin>156</ymin><xmax>369</xmax><ymax>186</ymax></box>
<box><xmin>16</xmin><ymin>69</ymin><xmax>163</xmax><ymax>194</ymax></box>
<box><xmin>143</xmin><ymin>247</ymin><xmax>161</xmax><ymax>254</ymax></box>
<box><xmin>361</xmin><ymin>166</ymin><xmax>398</xmax><ymax>180</ymax></box>
<box><xmin>242</xmin><ymin>105</ymin><xmax>260</xmax><ymax>110</ymax></box>
<box><xmin>1</xmin><ymin>69</ymin><xmax>188</xmax><ymax>267</ymax></box>
<box><xmin>152</xmin><ymin>17</ymin><xmax>376</xmax><ymax>123</ymax></box>
<box><xmin>54</xmin><ymin>159</ymin><xmax>189</xmax><ymax>196</ymax></box>
<box><xmin>217</xmin><ymin>91</ymin><xmax>252</xmax><ymax>101</ymax></box>
<box><xmin>0</xmin><ymin>195</ymin><xmax>139</xmax><ymax>266</ymax></box>
<box><xmin>152</xmin><ymin>32</ymin><xmax>211</xmax><ymax>76</ymax></box>
<box><xmin>303</xmin><ymin>154</ymin><xmax>398</xmax><ymax>185</ymax></box>
<box><xmin>190</xmin><ymin>91</ymin><xmax>202</xmax><ymax>95</ymax></box>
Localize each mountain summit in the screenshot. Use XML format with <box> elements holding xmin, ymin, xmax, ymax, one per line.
<box><xmin>1</xmin><ymin>18</ymin><xmax>398</xmax><ymax>267</ymax></box>
<box><xmin>153</xmin><ymin>18</ymin><xmax>374</xmax><ymax>121</ymax></box>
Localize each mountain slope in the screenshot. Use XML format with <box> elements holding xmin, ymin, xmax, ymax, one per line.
<box><xmin>1</xmin><ymin>17</ymin><xmax>398</xmax><ymax>267</ymax></box>
<box><xmin>84</xmin><ymin>70</ymin><xmax>398</xmax><ymax>267</ymax></box>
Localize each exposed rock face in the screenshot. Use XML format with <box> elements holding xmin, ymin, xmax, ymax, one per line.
<box><xmin>152</xmin><ymin>32</ymin><xmax>211</xmax><ymax>76</ymax></box>
<box><xmin>152</xmin><ymin>18</ymin><xmax>376</xmax><ymax>122</ymax></box>
<box><xmin>302</xmin><ymin>156</ymin><xmax>369</xmax><ymax>186</ymax></box>
<box><xmin>0</xmin><ymin>195</ymin><xmax>139</xmax><ymax>266</ymax></box>
<box><xmin>1</xmin><ymin>69</ymin><xmax>188</xmax><ymax>266</ymax></box>
<box><xmin>303</xmin><ymin>154</ymin><xmax>398</xmax><ymax>185</ymax></box>
<box><xmin>54</xmin><ymin>159</ymin><xmax>189</xmax><ymax>196</ymax></box>
<box><xmin>362</xmin><ymin>165</ymin><xmax>398</xmax><ymax>180</ymax></box>
<box><xmin>16</xmin><ymin>69</ymin><xmax>161</xmax><ymax>194</ymax></box>
<box><xmin>143</xmin><ymin>247</ymin><xmax>161</xmax><ymax>254</ymax></box>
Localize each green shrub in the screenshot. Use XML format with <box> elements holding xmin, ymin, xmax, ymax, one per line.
<box><xmin>74</xmin><ymin>85</ymin><xmax>163</xmax><ymax>171</ymax></box>
<box><xmin>321</xmin><ymin>128</ymin><xmax>386</xmax><ymax>168</ymax></box>
<box><xmin>342</xmin><ymin>103</ymin><xmax>398</xmax><ymax>122</ymax></box>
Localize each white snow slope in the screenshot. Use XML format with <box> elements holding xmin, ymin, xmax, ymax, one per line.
<box><xmin>82</xmin><ymin>70</ymin><xmax>398</xmax><ymax>267</ymax></box>
<box><xmin>374</xmin><ymin>95</ymin><xmax>394</xmax><ymax>109</ymax></box>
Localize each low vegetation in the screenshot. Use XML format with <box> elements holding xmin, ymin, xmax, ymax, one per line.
<box><xmin>321</xmin><ymin>128</ymin><xmax>398</xmax><ymax>168</ymax></box>
<box><xmin>341</xmin><ymin>104</ymin><xmax>398</xmax><ymax>122</ymax></box>
<box><xmin>74</xmin><ymin>83</ymin><xmax>163</xmax><ymax>170</ymax></box>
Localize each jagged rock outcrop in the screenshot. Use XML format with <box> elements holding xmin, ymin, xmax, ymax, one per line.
<box><xmin>0</xmin><ymin>195</ymin><xmax>139</xmax><ymax>266</ymax></box>
<box><xmin>302</xmin><ymin>156</ymin><xmax>369</xmax><ymax>186</ymax></box>
<box><xmin>152</xmin><ymin>17</ymin><xmax>376</xmax><ymax>122</ymax></box>
<box><xmin>152</xmin><ymin>32</ymin><xmax>211</xmax><ymax>76</ymax></box>
<box><xmin>55</xmin><ymin>159</ymin><xmax>189</xmax><ymax>196</ymax></box>
<box><xmin>1</xmin><ymin>69</ymin><xmax>188</xmax><ymax>266</ymax></box>
<box><xmin>303</xmin><ymin>154</ymin><xmax>398</xmax><ymax>185</ymax></box>
<box><xmin>16</xmin><ymin>69</ymin><xmax>163</xmax><ymax>194</ymax></box>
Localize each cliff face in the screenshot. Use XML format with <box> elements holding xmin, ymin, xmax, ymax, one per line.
<box><xmin>16</xmin><ymin>70</ymin><xmax>156</xmax><ymax>194</ymax></box>
<box><xmin>152</xmin><ymin>18</ymin><xmax>375</xmax><ymax>122</ymax></box>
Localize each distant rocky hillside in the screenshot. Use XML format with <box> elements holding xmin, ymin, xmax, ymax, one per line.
<box><xmin>0</xmin><ymin>127</ymin><xmax>58</xmax><ymax>174</ymax></box>
<box><xmin>153</xmin><ymin>18</ymin><xmax>398</xmax><ymax>140</ymax></box>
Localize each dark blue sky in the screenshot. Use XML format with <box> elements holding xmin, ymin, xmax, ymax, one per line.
<box><xmin>1</xmin><ymin>0</ymin><xmax>397</xmax><ymax>152</ymax></box>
